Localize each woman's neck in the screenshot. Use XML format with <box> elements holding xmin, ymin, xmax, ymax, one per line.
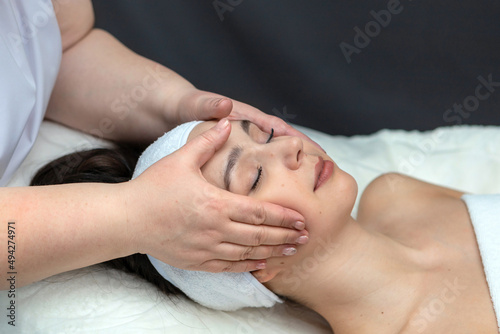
<box><xmin>281</xmin><ymin>217</ymin><xmax>430</xmax><ymax>333</ymax></box>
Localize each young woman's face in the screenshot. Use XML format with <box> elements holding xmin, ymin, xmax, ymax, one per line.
<box><xmin>188</xmin><ymin>120</ymin><xmax>358</xmax><ymax>241</ymax></box>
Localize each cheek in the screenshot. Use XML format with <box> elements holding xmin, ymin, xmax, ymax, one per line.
<box><xmin>261</xmin><ymin>170</ymin><xmax>358</xmax><ymax>291</ymax></box>
<box><xmin>254</xmin><ymin>177</ymin><xmax>324</xmax><ymax>228</ymax></box>
<box><xmin>255</xmin><ymin>169</ymin><xmax>357</xmax><ymax>237</ymax></box>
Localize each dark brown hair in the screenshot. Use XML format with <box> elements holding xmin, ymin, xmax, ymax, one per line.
<box><xmin>30</xmin><ymin>146</ymin><xmax>183</xmax><ymax>296</ymax></box>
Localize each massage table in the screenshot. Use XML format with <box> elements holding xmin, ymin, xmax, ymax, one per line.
<box><xmin>2</xmin><ymin>121</ymin><xmax>500</xmax><ymax>333</ymax></box>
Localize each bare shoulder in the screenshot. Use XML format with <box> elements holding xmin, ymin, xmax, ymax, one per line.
<box><xmin>52</xmin><ymin>0</ymin><xmax>94</xmax><ymax>51</ymax></box>
<box><xmin>357</xmin><ymin>173</ymin><xmax>465</xmax><ymax>230</ymax></box>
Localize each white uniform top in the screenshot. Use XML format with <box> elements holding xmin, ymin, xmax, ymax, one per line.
<box><xmin>0</xmin><ymin>0</ymin><xmax>62</xmax><ymax>186</ymax></box>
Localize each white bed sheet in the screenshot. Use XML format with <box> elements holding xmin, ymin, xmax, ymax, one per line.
<box><xmin>2</xmin><ymin>121</ymin><xmax>500</xmax><ymax>334</ymax></box>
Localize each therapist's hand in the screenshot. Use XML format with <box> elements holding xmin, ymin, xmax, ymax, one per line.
<box><xmin>123</xmin><ymin>119</ymin><xmax>308</xmax><ymax>273</ymax></box>
<box><xmin>171</xmin><ymin>88</ymin><xmax>324</xmax><ymax>151</ymax></box>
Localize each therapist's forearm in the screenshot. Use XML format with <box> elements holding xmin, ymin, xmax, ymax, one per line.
<box><xmin>0</xmin><ymin>182</ymin><xmax>132</xmax><ymax>289</ymax></box>
<box><xmin>46</xmin><ymin>28</ymin><xmax>195</xmax><ymax>143</ymax></box>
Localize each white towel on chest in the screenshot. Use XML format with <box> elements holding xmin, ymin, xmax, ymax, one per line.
<box><xmin>462</xmin><ymin>194</ymin><xmax>500</xmax><ymax>331</ymax></box>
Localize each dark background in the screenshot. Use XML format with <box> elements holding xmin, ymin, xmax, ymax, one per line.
<box><xmin>92</xmin><ymin>0</ymin><xmax>500</xmax><ymax>136</ymax></box>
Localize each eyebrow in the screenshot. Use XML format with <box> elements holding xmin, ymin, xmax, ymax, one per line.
<box><xmin>223</xmin><ymin>121</ymin><xmax>251</xmax><ymax>190</ymax></box>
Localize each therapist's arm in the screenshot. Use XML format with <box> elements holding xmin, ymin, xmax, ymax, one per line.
<box><xmin>0</xmin><ymin>182</ymin><xmax>131</xmax><ymax>289</ymax></box>
<box><xmin>46</xmin><ymin>0</ymin><xmax>313</xmax><ymax>144</ymax></box>
<box><xmin>46</xmin><ymin>0</ymin><xmax>200</xmax><ymax>143</ymax></box>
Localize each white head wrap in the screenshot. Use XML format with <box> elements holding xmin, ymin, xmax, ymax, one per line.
<box><xmin>132</xmin><ymin>121</ymin><xmax>282</xmax><ymax>311</ymax></box>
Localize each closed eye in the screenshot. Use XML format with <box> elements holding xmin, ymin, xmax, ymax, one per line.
<box><xmin>251</xmin><ymin>166</ymin><xmax>262</xmax><ymax>191</ymax></box>
<box><xmin>250</xmin><ymin>128</ymin><xmax>274</xmax><ymax>192</ymax></box>
<box><xmin>266</xmin><ymin>128</ymin><xmax>274</xmax><ymax>143</ymax></box>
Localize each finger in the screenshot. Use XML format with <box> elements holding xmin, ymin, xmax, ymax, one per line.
<box><xmin>177</xmin><ymin>90</ymin><xmax>233</xmax><ymax>122</ymax></box>
<box><xmin>255</xmin><ymin>115</ymin><xmax>325</xmax><ymax>153</ymax></box>
<box><xmin>262</xmin><ymin>119</ymin><xmax>326</xmax><ymax>154</ymax></box>
<box><xmin>200</xmin><ymin>259</ymin><xmax>267</xmax><ymax>273</ymax></box>
<box><xmin>208</xmin><ymin>97</ymin><xmax>233</xmax><ymax>120</ymax></box>
<box><xmin>228</xmin><ymin>103</ymin><xmax>289</xmax><ymax>135</ymax></box>
<box><xmin>226</xmin><ymin>195</ymin><xmax>305</xmax><ymax>230</ymax></box>
<box><xmin>193</xmin><ymin>96</ymin><xmax>233</xmax><ymax>121</ymax></box>
<box><xmin>179</xmin><ymin>118</ymin><xmax>231</xmax><ymax>167</ymax></box>
<box><xmin>222</xmin><ymin>223</ymin><xmax>309</xmax><ymax>246</ymax></box>
<box><xmin>228</xmin><ymin>100</ymin><xmax>326</xmax><ymax>153</ymax></box>
<box><xmin>214</xmin><ymin>243</ymin><xmax>299</xmax><ymax>261</ymax></box>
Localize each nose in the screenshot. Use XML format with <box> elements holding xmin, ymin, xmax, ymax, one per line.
<box><xmin>271</xmin><ymin>136</ymin><xmax>303</xmax><ymax>170</ymax></box>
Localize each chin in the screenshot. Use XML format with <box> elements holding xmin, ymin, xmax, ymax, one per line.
<box><xmin>346</xmin><ymin>173</ymin><xmax>358</xmax><ymax>205</ymax></box>
<box><xmin>332</xmin><ymin>165</ymin><xmax>358</xmax><ymax>199</ymax></box>
<box><xmin>328</xmin><ymin>168</ymin><xmax>358</xmax><ymax>220</ymax></box>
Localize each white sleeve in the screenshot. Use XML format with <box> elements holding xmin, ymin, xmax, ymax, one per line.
<box><xmin>0</xmin><ymin>0</ymin><xmax>62</xmax><ymax>186</ymax></box>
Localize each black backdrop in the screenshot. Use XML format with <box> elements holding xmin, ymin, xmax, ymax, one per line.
<box><xmin>93</xmin><ymin>0</ymin><xmax>500</xmax><ymax>136</ymax></box>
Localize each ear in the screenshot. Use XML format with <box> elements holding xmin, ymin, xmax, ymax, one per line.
<box><xmin>251</xmin><ymin>269</ymin><xmax>278</xmax><ymax>283</ymax></box>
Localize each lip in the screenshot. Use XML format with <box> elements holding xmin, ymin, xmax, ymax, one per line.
<box><xmin>314</xmin><ymin>156</ymin><xmax>334</xmax><ymax>191</ymax></box>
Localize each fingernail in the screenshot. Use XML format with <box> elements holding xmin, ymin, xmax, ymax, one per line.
<box><xmin>256</xmin><ymin>262</ymin><xmax>266</xmax><ymax>270</ymax></box>
<box><xmin>283</xmin><ymin>247</ymin><xmax>297</xmax><ymax>256</ymax></box>
<box><xmin>294</xmin><ymin>221</ymin><xmax>305</xmax><ymax>230</ymax></box>
<box><xmin>296</xmin><ymin>235</ymin><xmax>309</xmax><ymax>245</ymax></box>
<box><xmin>215</xmin><ymin>118</ymin><xmax>229</xmax><ymax>131</ymax></box>
<box><xmin>214</xmin><ymin>98</ymin><xmax>225</xmax><ymax>107</ymax></box>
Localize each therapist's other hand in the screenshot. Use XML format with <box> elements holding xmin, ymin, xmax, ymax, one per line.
<box><xmin>171</xmin><ymin>88</ymin><xmax>324</xmax><ymax>151</ymax></box>
<box><xmin>123</xmin><ymin>119</ymin><xmax>308</xmax><ymax>273</ymax></box>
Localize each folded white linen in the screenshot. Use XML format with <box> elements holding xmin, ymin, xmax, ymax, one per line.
<box><xmin>462</xmin><ymin>194</ymin><xmax>500</xmax><ymax>331</ymax></box>
<box><xmin>132</xmin><ymin>120</ymin><xmax>202</xmax><ymax>179</ymax></box>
